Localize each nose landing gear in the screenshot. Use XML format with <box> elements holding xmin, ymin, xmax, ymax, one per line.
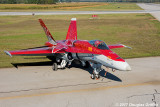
<box><xmin>90</xmin><ymin>73</ymin><xmax>100</xmax><ymax>80</ymax></box>
<box><xmin>90</xmin><ymin>63</ymin><xmax>102</xmax><ymax>80</ymax></box>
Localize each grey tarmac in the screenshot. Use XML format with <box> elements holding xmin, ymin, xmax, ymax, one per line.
<box><xmin>0</xmin><ymin>10</ymin><xmax>149</xmax><ymax>16</ymax></box>
<box><xmin>0</xmin><ymin>57</ymin><xmax>160</xmax><ymax>107</ymax></box>
<box><xmin>0</xmin><ymin>3</ymin><xmax>160</xmax><ymax>107</ymax></box>
<box><xmin>1</xmin><ymin>10</ymin><xmax>160</xmax><ymax>16</ymax></box>
<box><xmin>137</xmin><ymin>3</ymin><xmax>160</xmax><ymax>21</ymax></box>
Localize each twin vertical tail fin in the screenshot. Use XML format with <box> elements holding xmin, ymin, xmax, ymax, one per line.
<box><xmin>39</xmin><ymin>19</ymin><xmax>57</xmax><ymax>46</ymax></box>
<box><xmin>39</xmin><ymin>18</ymin><xmax>77</xmax><ymax>47</ymax></box>
<box><xmin>66</xmin><ymin>18</ymin><xmax>77</xmax><ymax>40</ymax></box>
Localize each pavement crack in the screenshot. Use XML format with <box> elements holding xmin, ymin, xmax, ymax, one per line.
<box><xmin>0</xmin><ymin>81</ymin><xmax>112</xmax><ymax>94</ymax></box>
<box><xmin>127</xmin><ymin>89</ymin><xmax>160</xmax><ymax>107</ymax></box>
<box><xmin>152</xmin><ymin>89</ymin><xmax>158</xmax><ymax>107</ymax></box>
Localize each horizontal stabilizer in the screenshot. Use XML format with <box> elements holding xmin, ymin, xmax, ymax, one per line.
<box><xmin>4</xmin><ymin>51</ymin><xmax>12</xmax><ymax>57</ymax></box>
<box><xmin>4</xmin><ymin>47</ymin><xmax>65</xmax><ymax>57</ymax></box>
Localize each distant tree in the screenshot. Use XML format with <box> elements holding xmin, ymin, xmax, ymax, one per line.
<box><xmin>16</xmin><ymin>0</ymin><xmax>27</xmax><ymax>3</ymax></box>
<box><xmin>8</xmin><ymin>0</ymin><xmax>17</xmax><ymax>3</ymax></box>
<box><xmin>35</xmin><ymin>0</ymin><xmax>57</xmax><ymax>4</ymax></box>
<box><xmin>48</xmin><ymin>0</ymin><xmax>53</xmax><ymax>4</ymax></box>
<box><xmin>37</xmin><ymin>0</ymin><xmax>45</xmax><ymax>4</ymax></box>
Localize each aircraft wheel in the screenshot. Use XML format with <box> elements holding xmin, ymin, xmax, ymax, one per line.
<box><xmin>52</xmin><ymin>63</ymin><xmax>58</xmax><ymax>71</ymax></box>
<box><xmin>95</xmin><ymin>74</ymin><xmax>100</xmax><ymax>79</ymax></box>
<box><xmin>90</xmin><ymin>74</ymin><xmax>95</xmax><ymax>79</ymax></box>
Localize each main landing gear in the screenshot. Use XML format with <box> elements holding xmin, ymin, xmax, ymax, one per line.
<box><xmin>52</xmin><ymin>59</ymin><xmax>67</xmax><ymax>71</ymax></box>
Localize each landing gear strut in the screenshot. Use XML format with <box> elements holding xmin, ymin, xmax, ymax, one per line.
<box><xmin>81</xmin><ymin>61</ymin><xmax>90</xmax><ymax>68</ymax></box>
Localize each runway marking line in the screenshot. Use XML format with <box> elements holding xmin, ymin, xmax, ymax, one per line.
<box><xmin>0</xmin><ymin>82</ymin><xmax>151</xmax><ymax>100</ymax></box>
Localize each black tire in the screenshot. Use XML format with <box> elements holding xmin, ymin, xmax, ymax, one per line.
<box><xmin>52</xmin><ymin>63</ymin><xmax>58</xmax><ymax>71</ymax></box>
<box><xmin>90</xmin><ymin>74</ymin><xmax>95</xmax><ymax>79</ymax></box>
<box><xmin>95</xmin><ymin>74</ymin><xmax>100</xmax><ymax>79</ymax></box>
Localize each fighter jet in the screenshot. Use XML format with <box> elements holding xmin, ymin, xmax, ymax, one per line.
<box><xmin>5</xmin><ymin>18</ymin><xmax>131</xmax><ymax>79</ymax></box>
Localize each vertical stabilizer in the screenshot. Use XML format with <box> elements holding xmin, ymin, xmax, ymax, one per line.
<box><xmin>39</xmin><ymin>19</ymin><xmax>57</xmax><ymax>46</ymax></box>
<box><xmin>66</xmin><ymin>18</ymin><xmax>77</xmax><ymax>40</ymax></box>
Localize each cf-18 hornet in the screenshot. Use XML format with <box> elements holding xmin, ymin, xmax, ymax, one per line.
<box><xmin>5</xmin><ymin>18</ymin><xmax>131</xmax><ymax>79</ymax></box>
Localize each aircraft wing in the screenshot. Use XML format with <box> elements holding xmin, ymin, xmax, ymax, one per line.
<box><xmin>5</xmin><ymin>46</ymin><xmax>65</xmax><ymax>57</ymax></box>
<box><xmin>108</xmin><ymin>44</ymin><xmax>132</xmax><ymax>49</ymax></box>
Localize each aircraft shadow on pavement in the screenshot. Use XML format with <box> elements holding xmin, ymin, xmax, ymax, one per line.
<box><xmin>99</xmin><ymin>70</ymin><xmax>122</xmax><ymax>82</ymax></box>
<box><xmin>11</xmin><ymin>61</ymin><xmax>53</xmax><ymax>68</ymax></box>
<box><xmin>12</xmin><ymin>60</ymin><xmax>122</xmax><ymax>82</ymax></box>
<box><xmin>71</xmin><ymin>63</ymin><xmax>122</xmax><ymax>82</ymax></box>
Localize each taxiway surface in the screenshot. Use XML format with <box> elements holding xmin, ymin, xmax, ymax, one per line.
<box><xmin>0</xmin><ymin>10</ymin><xmax>149</xmax><ymax>16</ymax></box>
<box><xmin>137</xmin><ymin>3</ymin><xmax>160</xmax><ymax>22</ymax></box>
<box><xmin>0</xmin><ymin>3</ymin><xmax>160</xmax><ymax>16</ymax></box>
<box><xmin>0</xmin><ymin>57</ymin><xmax>160</xmax><ymax>107</ymax></box>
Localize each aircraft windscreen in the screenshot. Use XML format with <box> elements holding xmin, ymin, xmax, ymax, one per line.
<box><xmin>89</xmin><ymin>40</ymin><xmax>109</xmax><ymax>50</ymax></box>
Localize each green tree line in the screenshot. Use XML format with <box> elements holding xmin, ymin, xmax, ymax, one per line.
<box><xmin>0</xmin><ymin>0</ymin><xmax>58</xmax><ymax>4</ymax></box>
<box><xmin>0</xmin><ymin>0</ymin><xmax>160</xmax><ymax>3</ymax></box>
<box><xmin>62</xmin><ymin>0</ymin><xmax>160</xmax><ymax>2</ymax></box>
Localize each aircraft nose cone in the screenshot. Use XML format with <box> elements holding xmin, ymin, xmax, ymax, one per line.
<box><xmin>125</xmin><ymin>63</ymin><xmax>131</xmax><ymax>71</ymax></box>
<box><xmin>114</xmin><ymin>61</ymin><xmax>131</xmax><ymax>71</ymax></box>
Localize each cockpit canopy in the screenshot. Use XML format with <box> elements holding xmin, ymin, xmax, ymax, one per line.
<box><xmin>89</xmin><ymin>40</ymin><xmax>109</xmax><ymax>50</ymax></box>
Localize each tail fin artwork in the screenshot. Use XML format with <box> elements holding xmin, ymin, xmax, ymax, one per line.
<box><xmin>66</xmin><ymin>18</ymin><xmax>77</xmax><ymax>40</ymax></box>
<box><xmin>39</xmin><ymin>19</ymin><xmax>57</xmax><ymax>46</ymax></box>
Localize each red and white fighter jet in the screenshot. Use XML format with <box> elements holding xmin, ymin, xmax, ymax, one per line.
<box><xmin>5</xmin><ymin>18</ymin><xmax>131</xmax><ymax>79</ymax></box>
